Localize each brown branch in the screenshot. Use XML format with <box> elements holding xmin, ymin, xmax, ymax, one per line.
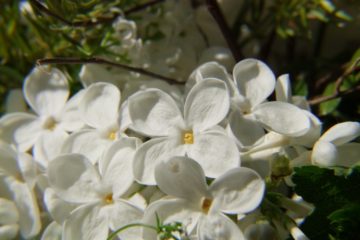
<box><xmin>37</xmin><ymin>57</ymin><xmax>180</xmax><ymax>84</ymax></box>
<box><xmin>30</xmin><ymin>0</ymin><xmax>166</xmax><ymax>27</ymax></box>
<box><xmin>308</xmin><ymin>84</ymin><xmax>360</xmax><ymax>105</ymax></box>
<box><xmin>205</xmin><ymin>0</ymin><xmax>243</xmax><ymax>62</ymax></box>
<box><xmin>309</xmin><ymin>59</ymin><xmax>360</xmax><ymax>105</ymax></box>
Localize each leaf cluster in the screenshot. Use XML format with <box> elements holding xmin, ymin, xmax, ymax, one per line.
<box><xmin>292</xmin><ymin>165</ymin><xmax>360</xmax><ymax>240</ymax></box>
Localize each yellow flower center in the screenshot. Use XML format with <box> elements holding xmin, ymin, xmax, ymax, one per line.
<box><xmin>182</xmin><ymin>130</ymin><xmax>194</xmax><ymax>144</ymax></box>
<box><xmin>108</xmin><ymin>131</ymin><xmax>117</xmax><ymax>141</ymax></box>
<box><xmin>43</xmin><ymin>117</ymin><xmax>57</xmax><ymax>131</ymax></box>
<box><xmin>104</xmin><ymin>193</ymin><xmax>113</xmax><ymax>204</ymax></box>
<box><xmin>201</xmin><ymin>197</ymin><xmax>213</xmax><ymax>214</ymax></box>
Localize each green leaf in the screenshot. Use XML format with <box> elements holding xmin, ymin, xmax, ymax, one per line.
<box><xmin>319</xmin><ymin>82</ymin><xmax>340</xmax><ymax>116</ymax></box>
<box><xmin>292</xmin><ymin>166</ymin><xmax>360</xmax><ymax>239</ymax></box>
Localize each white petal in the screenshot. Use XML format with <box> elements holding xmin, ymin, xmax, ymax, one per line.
<box><xmin>133</xmin><ymin>137</ymin><xmax>185</xmax><ymax>185</ymax></box>
<box><xmin>59</xmin><ymin>89</ymin><xmax>86</xmax><ymax>132</ymax></box>
<box><xmin>80</xmin><ymin>82</ymin><xmax>120</xmax><ymax>129</ymax></box>
<box><xmin>184</xmin><ymin>78</ymin><xmax>230</xmax><ymax>131</ymax></box>
<box><xmin>5</xmin><ymin>89</ymin><xmax>27</xmax><ymax>113</ymax></box>
<box><xmin>0</xmin><ymin>113</ymin><xmax>41</xmax><ymax>151</ymax></box>
<box><xmin>198</xmin><ymin>213</ymin><xmax>245</xmax><ymax>240</ymax></box>
<box><xmin>41</xmin><ymin>221</ymin><xmax>62</xmax><ymax>240</ymax></box>
<box><xmin>311</xmin><ymin>140</ymin><xmax>338</xmax><ymax>167</ymax></box>
<box><xmin>33</xmin><ymin>130</ymin><xmax>68</xmax><ymax>169</ymax></box>
<box><xmin>290</xmin><ymin>111</ymin><xmax>322</xmax><ymax>147</ymax></box>
<box><xmin>63</xmin><ymin>203</ymin><xmax>108</xmax><ymax>240</ymax></box>
<box><xmin>187</xmin><ymin>129</ymin><xmax>240</xmax><ymax>178</ymax></box>
<box><xmin>210</xmin><ymin>168</ymin><xmax>265</xmax><ymax>214</ymax></box>
<box><xmin>128</xmin><ymin>89</ymin><xmax>184</xmax><ymax>136</ymax></box>
<box><xmin>47</xmin><ymin>154</ymin><xmax>101</xmax><ymax>203</ymax></box>
<box><xmin>100</xmin><ymin>138</ymin><xmax>140</xmax><ymax>198</ymax></box>
<box><xmin>105</xmin><ymin>199</ymin><xmax>143</xmax><ymax>239</ymax></box>
<box><xmin>253</xmin><ymin>102</ymin><xmax>310</xmax><ymax>136</ymax></box>
<box><xmin>336</xmin><ymin>143</ymin><xmax>360</xmax><ymax>167</ymax></box>
<box><xmin>275</xmin><ymin>74</ymin><xmax>292</xmax><ymax>102</ymax></box>
<box><xmin>143</xmin><ymin>199</ymin><xmax>201</xmax><ymax>239</ymax></box>
<box><xmin>228</xmin><ymin>110</ymin><xmax>265</xmax><ymax>148</ymax></box>
<box><xmin>24</xmin><ymin>67</ymin><xmax>69</xmax><ymax>116</ymax></box>
<box><xmin>17</xmin><ymin>152</ymin><xmax>37</xmax><ymax>188</ymax></box>
<box><xmin>155</xmin><ymin>156</ymin><xmax>208</xmax><ymax>202</ymax></box>
<box><xmin>233</xmin><ymin>59</ymin><xmax>275</xmax><ymax>107</ymax></box>
<box><xmin>0</xmin><ymin>198</ymin><xmax>19</xmax><ymax>224</ymax></box>
<box><xmin>44</xmin><ymin>188</ymin><xmax>78</xmax><ymax>224</ymax></box>
<box><xmin>319</xmin><ymin>122</ymin><xmax>360</xmax><ymax>145</ymax></box>
<box><xmin>4</xmin><ymin>178</ymin><xmax>41</xmax><ymax>238</ymax></box>
<box><xmin>61</xmin><ymin>130</ymin><xmax>110</xmax><ymax>164</ymax></box>
<box><xmin>0</xmin><ymin>143</ymin><xmax>19</xmax><ymax>176</ymax></box>
<box><xmin>0</xmin><ymin>224</ymin><xmax>19</xmax><ymax>239</ymax></box>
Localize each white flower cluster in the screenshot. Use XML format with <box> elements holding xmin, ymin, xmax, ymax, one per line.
<box><xmin>1</xmin><ymin>58</ymin><xmax>359</xmax><ymax>240</ymax></box>
<box><xmin>1</xmin><ymin>1</ymin><xmax>360</xmax><ymax>240</ymax></box>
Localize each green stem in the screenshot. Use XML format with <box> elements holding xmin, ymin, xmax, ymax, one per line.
<box><xmin>107</xmin><ymin>223</ymin><xmax>157</xmax><ymax>240</ymax></box>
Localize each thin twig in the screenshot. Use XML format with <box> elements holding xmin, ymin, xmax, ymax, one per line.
<box><xmin>30</xmin><ymin>0</ymin><xmax>166</xmax><ymax>27</ymax></box>
<box><xmin>30</xmin><ymin>0</ymin><xmax>73</xmax><ymax>25</ymax></box>
<box><xmin>37</xmin><ymin>57</ymin><xmax>180</xmax><ymax>84</ymax></box>
<box><xmin>205</xmin><ymin>0</ymin><xmax>243</xmax><ymax>61</ymax></box>
<box><xmin>309</xmin><ymin>59</ymin><xmax>360</xmax><ymax>105</ymax></box>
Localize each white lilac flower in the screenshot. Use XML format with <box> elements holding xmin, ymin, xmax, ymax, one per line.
<box><xmin>47</xmin><ymin>138</ymin><xmax>143</xmax><ymax>240</ymax></box>
<box><xmin>61</xmin><ymin>82</ymin><xmax>130</xmax><ymax>164</ymax></box>
<box><xmin>228</xmin><ymin>59</ymin><xmax>311</xmax><ymax>149</ymax></box>
<box><xmin>0</xmin><ymin>198</ymin><xmax>19</xmax><ymax>239</ymax></box>
<box><xmin>0</xmin><ymin>67</ymin><xmax>84</xmax><ymax>168</ymax></box>
<box><xmin>187</xmin><ymin>60</ymin><xmax>311</xmax><ymax>149</ymax></box>
<box><xmin>311</xmin><ymin>121</ymin><xmax>360</xmax><ymax>167</ymax></box>
<box><xmin>293</xmin><ymin>121</ymin><xmax>360</xmax><ymax>167</ymax></box>
<box><xmin>142</xmin><ymin>156</ymin><xmax>265</xmax><ymax>239</ymax></box>
<box><xmin>128</xmin><ymin>78</ymin><xmax>239</xmax><ymax>185</ymax></box>
<box><xmin>0</xmin><ymin>143</ymin><xmax>41</xmax><ymax>238</ymax></box>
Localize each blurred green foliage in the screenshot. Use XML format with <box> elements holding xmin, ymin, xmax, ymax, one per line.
<box><xmin>0</xmin><ymin>0</ymin><xmax>359</xmax><ymax>121</ymax></box>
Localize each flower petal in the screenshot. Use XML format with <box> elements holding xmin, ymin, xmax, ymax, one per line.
<box><xmin>311</xmin><ymin>140</ymin><xmax>338</xmax><ymax>167</ymax></box>
<box><xmin>319</xmin><ymin>121</ymin><xmax>360</xmax><ymax>145</ymax></box>
<box><xmin>100</xmin><ymin>138</ymin><xmax>140</xmax><ymax>198</ymax></box>
<box><xmin>275</xmin><ymin>74</ymin><xmax>292</xmax><ymax>102</ymax></box>
<box><xmin>198</xmin><ymin>213</ymin><xmax>245</xmax><ymax>240</ymax></box>
<box><xmin>184</xmin><ymin>78</ymin><xmax>230</xmax><ymax>131</ymax></box>
<box><xmin>133</xmin><ymin>137</ymin><xmax>185</xmax><ymax>185</ymax></box>
<box><xmin>47</xmin><ymin>154</ymin><xmax>101</xmax><ymax>203</ymax></box>
<box><xmin>80</xmin><ymin>82</ymin><xmax>120</xmax><ymax>129</ymax></box>
<box><xmin>155</xmin><ymin>156</ymin><xmax>208</xmax><ymax>202</ymax></box>
<box><xmin>210</xmin><ymin>167</ymin><xmax>265</xmax><ymax>214</ymax></box>
<box><xmin>233</xmin><ymin>59</ymin><xmax>275</xmax><ymax>107</ymax></box>
<box><xmin>105</xmin><ymin>199</ymin><xmax>143</xmax><ymax>239</ymax></box>
<box><xmin>41</xmin><ymin>221</ymin><xmax>62</xmax><ymax>240</ymax></box>
<box><xmin>61</xmin><ymin>130</ymin><xmax>110</xmax><ymax>164</ymax></box>
<box><xmin>228</xmin><ymin>110</ymin><xmax>265</xmax><ymax>148</ymax></box>
<box><xmin>63</xmin><ymin>203</ymin><xmax>108</xmax><ymax>240</ymax></box>
<box><xmin>0</xmin><ymin>113</ymin><xmax>41</xmax><ymax>151</ymax></box>
<box><xmin>33</xmin><ymin>130</ymin><xmax>68</xmax><ymax>169</ymax></box>
<box><xmin>3</xmin><ymin>178</ymin><xmax>41</xmax><ymax>238</ymax></box>
<box><xmin>24</xmin><ymin>67</ymin><xmax>69</xmax><ymax>116</ymax></box>
<box><xmin>143</xmin><ymin>199</ymin><xmax>201</xmax><ymax>240</ymax></box>
<box><xmin>128</xmin><ymin>89</ymin><xmax>184</xmax><ymax>136</ymax></box>
<box><xmin>0</xmin><ymin>198</ymin><xmax>19</xmax><ymax>224</ymax></box>
<box><xmin>253</xmin><ymin>102</ymin><xmax>310</xmax><ymax>136</ymax></box>
<box><xmin>43</xmin><ymin>188</ymin><xmax>78</xmax><ymax>224</ymax></box>
<box><xmin>5</xmin><ymin>89</ymin><xmax>27</xmax><ymax>113</ymax></box>
<box><xmin>59</xmin><ymin>89</ymin><xmax>86</xmax><ymax>132</ymax></box>
<box><xmin>187</xmin><ymin>129</ymin><xmax>240</xmax><ymax>178</ymax></box>
<box><xmin>0</xmin><ymin>143</ymin><xmax>19</xmax><ymax>177</ymax></box>
<box><xmin>335</xmin><ymin>143</ymin><xmax>360</xmax><ymax>167</ymax></box>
